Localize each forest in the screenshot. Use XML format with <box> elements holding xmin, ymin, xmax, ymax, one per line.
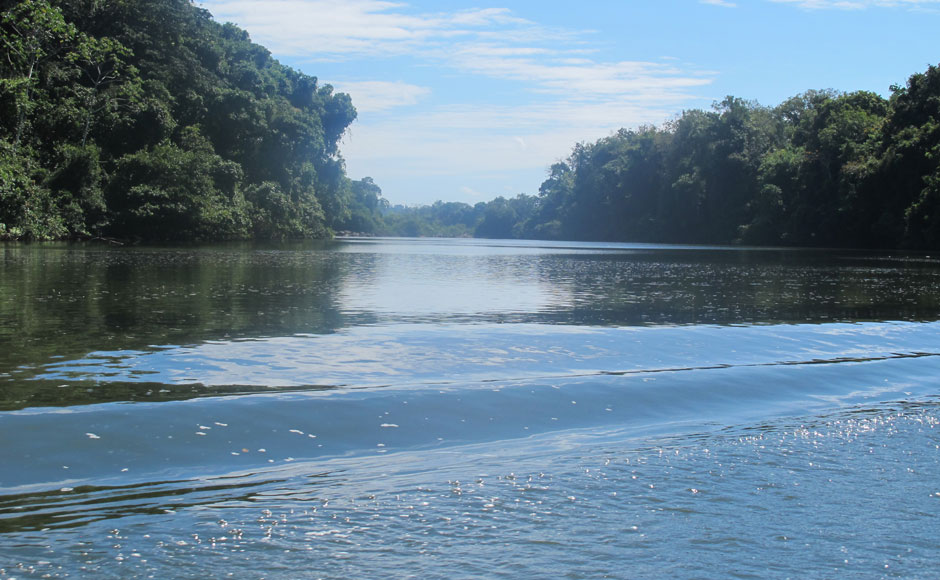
<box><xmin>2</xmin><ymin>0</ymin><xmax>939</xmax><ymax>248</ymax></box>
<box><xmin>378</xmin><ymin>68</ymin><xmax>940</xmax><ymax>250</ymax></box>
<box><xmin>0</xmin><ymin>0</ymin><xmax>372</xmax><ymax>240</ymax></box>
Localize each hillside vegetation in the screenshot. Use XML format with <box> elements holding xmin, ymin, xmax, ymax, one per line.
<box><xmin>0</xmin><ymin>0</ymin><xmax>377</xmax><ymax>240</ymax></box>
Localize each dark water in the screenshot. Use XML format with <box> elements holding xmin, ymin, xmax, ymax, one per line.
<box><xmin>2</xmin><ymin>238</ymin><xmax>940</xmax><ymax>578</ymax></box>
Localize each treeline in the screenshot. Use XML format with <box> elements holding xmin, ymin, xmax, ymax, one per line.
<box><xmin>377</xmin><ymin>64</ymin><xmax>940</xmax><ymax>249</ymax></box>
<box><xmin>348</xmin><ymin>199</ymin><xmax>528</xmax><ymax>239</ymax></box>
<box><xmin>1</xmin><ymin>0</ymin><xmax>376</xmax><ymax>240</ymax></box>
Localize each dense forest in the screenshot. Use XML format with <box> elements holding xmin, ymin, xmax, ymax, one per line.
<box><xmin>2</xmin><ymin>0</ymin><xmax>939</xmax><ymax>248</ymax></box>
<box><xmin>0</xmin><ymin>0</ymin><xmax>379</xmax><ymax>240</ymax></box>
<box><xmin>376</xmin><ymin>65</ymin><xmax>940</xmax><ymax>249</ymax></box>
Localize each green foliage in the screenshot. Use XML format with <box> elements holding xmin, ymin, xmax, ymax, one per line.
<box><xmin>0</xmin><ymin>0</ymin><xmax>358</xmax><ymax>240</ymax></box>
<box><xmin>881</xmin><ymin>65</ymin><xmax>940</xmax><ymax>247</ymax></box>
<box><xmin>46</xmin><ymin>142</ymin><xmax>106</xmax><ymax>233</ymax></box>
<box><xmin>476</xmin><ymin>195</ymin><xmax>538</xmax><ymax>239</ymax></box>
<box><xmin>0</xmin><ymin>140</ymin><xmax>66</xmax><ymax>239</ymax></box>
<box><xmin>0</xmin><ymin>0</ymin><xmax>78</xmax><ymax>153</ymax></box>
<box><xmin>377</xmin><ymin>201</ymin><xmax>485</xmax><ymax>238</ymax></box>
<box><xmin>337</xmin><ymin>176</ymin><xmax>386</xmax><ymax>234</ymax></box>
<box><xmin>106</xmin><ymin>128</ymin><xmax>250</xmax><ymax>240</ymax></box>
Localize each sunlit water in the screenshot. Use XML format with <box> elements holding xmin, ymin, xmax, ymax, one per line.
<box><xmin>2</xmin><ymin>238</ymin><xmax>940</xmax><ymax>578</ymax></box>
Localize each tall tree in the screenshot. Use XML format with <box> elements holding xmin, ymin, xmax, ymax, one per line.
<box><xmin>0</xmin><ymin>0</ymin><xmax>76</xmax><ymax>154</ymax></box>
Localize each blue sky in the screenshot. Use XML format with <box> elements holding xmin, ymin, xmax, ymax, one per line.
<box><xmin>197</xmin><ymin>0</ymin><xmax>940</xmax><ymax>206</ymax></box>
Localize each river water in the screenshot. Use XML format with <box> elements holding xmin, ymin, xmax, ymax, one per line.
<box><xmin>2</xmin><ymin>238</ymin><xmax>939</xmax><ymax>578</ymax></box>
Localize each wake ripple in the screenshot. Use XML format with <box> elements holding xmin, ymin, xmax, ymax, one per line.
<box><xmin>1</xmin><ymin>321</ymin><xmax>939</xmax><ymax>535</ymax></box>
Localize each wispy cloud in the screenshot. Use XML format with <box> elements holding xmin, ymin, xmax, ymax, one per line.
<box><xmin>328</xmin><ymin>81</ymin><xmax>431</xmax><ymax>113</ymax></box>
<box><xmin>459</xmin><ymin>185</ymin><xmax>488</xmax><ymax>197</ymax></box>
<box><xmin>449</xmin><ymin>46</ymin><xmax>713</xmax><ymax>102</ymax></box>
<box><xmin>701</xmin><ymin>0</ymin><xmax>738</xmax><ymax>7</ymax></box>
<box><xmin>199</xmin><ymin>0</ymin><xmax>714</xmax><ymax>105</ymax></box>
<box><xmin>199</xmin><ymin>1</ymin><xmax>534</xmax><ymax>60</ymax></box>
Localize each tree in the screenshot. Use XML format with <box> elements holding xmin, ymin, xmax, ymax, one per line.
<box><xmin>0</xmin><ymin>0</ymin><xmax>360</xmax><ymax>240</ymax></box>
<box><xmin>68</xmin><ymin>34</ymin><xmax>136</xmax><ymax>146</ymax></box>
<box><xmin>106</xmin><ymin>127</ymin><xmax>249</xmax><ymax>240</ymax></box>
<box><xmin>0</xmin><ymin>0</ymin><xmax>77</xmax><ymax>154</ymax></box>
<box><xmin>882</xmin><ymin>65</ymin><xmax>940</xmax><ymax>247</ymax></box>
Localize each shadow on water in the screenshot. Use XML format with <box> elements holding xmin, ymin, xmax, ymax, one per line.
<box><xmin>0</xmin><ymin>473</ymin><xmax>293</xmax><ymax>533</ymax></box>
<box><xmin>0</xmin><ymin>379</ymin><xmax>342</xmax><ymax>412</ymax></box>
<box><xmin>0</xmin><ymin>240</ymin><xmax>350</xmax><ymax>369</ymax></box>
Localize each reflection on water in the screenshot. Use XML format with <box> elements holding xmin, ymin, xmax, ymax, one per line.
<box><xmin>3</xmin><ymin>238</ymin><xmax>940</xmax><ymax>411</ymax></box>
<box><xmin>338</xmin><ymin>252</ymin><xmax>550</xmax><ymax>318</ymax></box>
<box><xmin>4</xmin><ymin>238</ymin><xmax>940</xmax><ymax>374</ymax></box>
<box><xmin>336</xmin><ymin>238</ymin><xmax>940</xmax><ymax>326</ymax></box>
<box><xmin>0</xmin><ymin>242</ymin><xmax>346</xmax><ymax>375</ymax></box>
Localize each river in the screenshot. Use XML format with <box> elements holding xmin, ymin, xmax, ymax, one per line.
<box><xmin>2</xmin><ymin>238</ymin><xmax>939</xmax><ymax>578</ymax></box>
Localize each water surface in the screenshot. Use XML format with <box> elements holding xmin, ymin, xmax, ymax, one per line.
<box><xmin>2</xmin><ymin>238</ymin><xmax>940</xmax><ymax>578</ymax></box>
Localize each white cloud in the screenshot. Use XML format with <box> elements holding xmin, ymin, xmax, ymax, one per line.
<box><xmin>701</xmin><ymin>0</ymin><xmax>738</xmax><ymax>7</ymax></box>
<box><xmin>327</xmin><ymin>80</ymin><xmax>431</xmax><ymax>112</ymax></box>
<box><xmin>449</xmin><ymin>45</ymin><xmax>713</xmax><ymax>101</ymax></box>
<box><xmin>340</xmin><ymin>100</ymin><xmax>682</xmax><ymax>178</ymax></box>
<box><xmin>459</xmin><ymin>186</ymin><xmax>488</xmax><ymax>197</ymax></box>
<box><xmin>199</xmin><ymin>0</ymin><xmax>533</xmax><ymax>59</ymax></box>
<box><xmin>200</xmin><ymin>1</ymin><xmax>714</xmax><ymax>104</ymax></box>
